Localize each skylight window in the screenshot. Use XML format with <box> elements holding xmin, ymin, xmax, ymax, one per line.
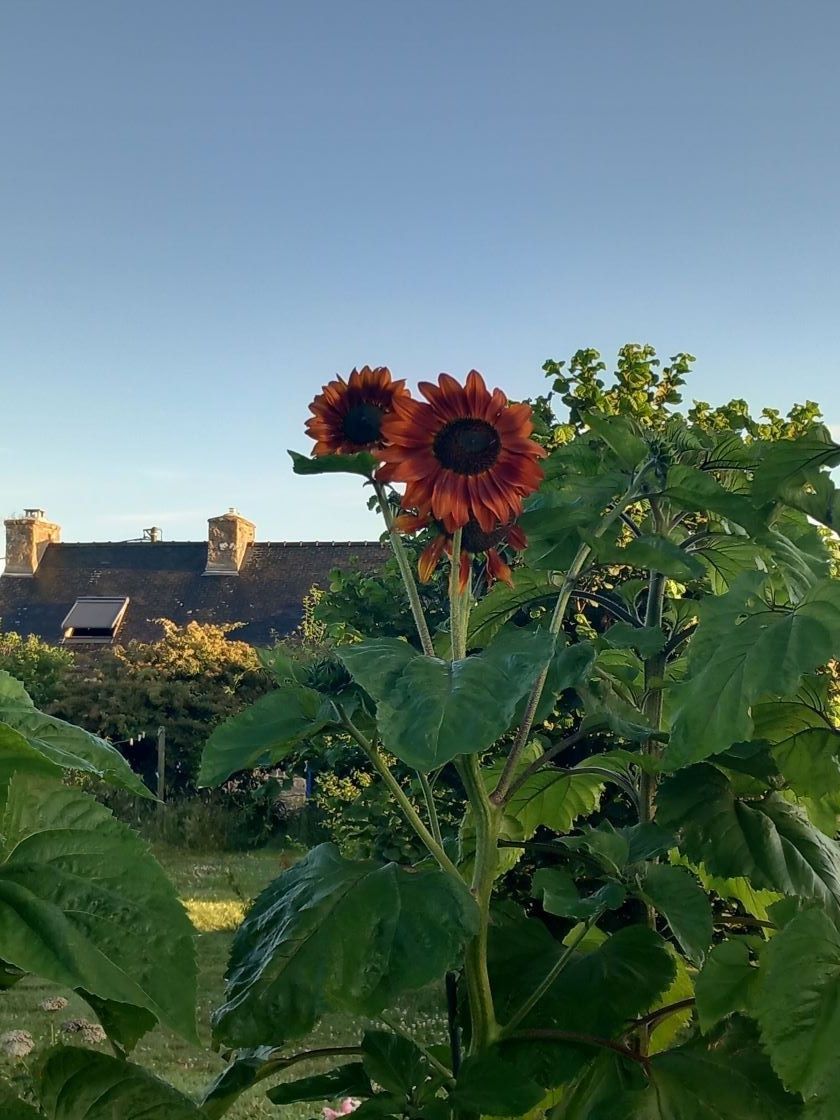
<box><xmin>61</xmin><ymin>597</ymin><xmax>129</xmax><ymax>642</ymax></box>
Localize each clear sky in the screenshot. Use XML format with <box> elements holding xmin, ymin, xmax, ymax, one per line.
<box><xmin>1</xmin><ymin>1</ymin><xmax>839</xmax><ymax>545</ymax></box>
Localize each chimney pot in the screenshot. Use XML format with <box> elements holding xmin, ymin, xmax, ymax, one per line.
<box><xmin>205</xmin><ymin>509</ymin><xmax>255</xmax><ymax>575</ymax></box>
<box><xmin>3</xmin><ymin>510</ymin><xmax>61</xmax><ymax>577</ymax></box>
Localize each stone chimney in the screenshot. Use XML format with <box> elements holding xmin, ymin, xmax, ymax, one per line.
<box><xmin>204</xmin><ymin>508</ymin><xmax>255</xmax><ymax>575</ymax></box>
<box><xmin>3</xmin><ymin>509</ymin><xmax>61</xmax><ymax>577</ymax></box>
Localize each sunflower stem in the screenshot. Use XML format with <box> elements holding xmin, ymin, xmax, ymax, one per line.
<box><xmin>418</xmin><ymin>770</ymin><xmax>444</xmax><ymax>848</ymax></box>
<box><xmin>373</xmin><ymin>480</ymin><xmax>436</xmax><ymax>658</ymax></box>
<box><xmin>449</xmin><ymin>527</ymin><xmax>467</xmax><ymax>661</ymax></box>
<box><xmin>456</xmin><ymin>753</ymin><xmax>501</xmax><ymax>1052</ymax></box>
<box><xmin>338</xmin><ymin>709</ymin><xmax>461</xmax><ymax>879</ymax></box>
<box><xmin>490</xmin><ymin>462</ymin><xmax>658</xmax><ymax>806</ymax></box>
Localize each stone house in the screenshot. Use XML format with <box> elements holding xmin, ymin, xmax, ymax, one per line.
<box><xmin>0</xmin><ymin>508</ymin><xmax>385</xmax><ymax>648</ymax></box>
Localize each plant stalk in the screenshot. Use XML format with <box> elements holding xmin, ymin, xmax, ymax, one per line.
<box><xmin>501</xmin><ymin>918</ymin><xmax>593</xmax><ymax>1036</ymax></box>
<box><xmin>373</xmin><ymin>480</ymin><xmax>435</xmax><ymax>657</ymax></box>
<box><xmin>339</xmin><ymin>711</ymin><xmax>461</xmax><ymax>879</ymax></box>
<box><xmin>458</xmin><ymin>753</ymin><xmax>501</xmax><ymax>1053</ymax></box>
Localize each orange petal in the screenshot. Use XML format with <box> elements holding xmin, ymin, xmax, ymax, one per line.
<box><xmin>486</xmin><ymin>548</ymin><xmax>514</xmax><ymax>587</ymax></box>
<box><xmin>418</xmin><ymin>535</ymin><xmax>446</xmax><ymax>582</ymax></box>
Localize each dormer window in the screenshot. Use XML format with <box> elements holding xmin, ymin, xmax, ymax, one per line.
<box><xmin>61</xmin><ymin>597</ymin><xmax>129</xmax><ymax>643</ymax></box>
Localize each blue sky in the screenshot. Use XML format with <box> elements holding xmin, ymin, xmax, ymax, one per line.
<box><xmin>1</xmin><ymin>1</ymin><xmax>839</xmax><ymax>545</ymax></box>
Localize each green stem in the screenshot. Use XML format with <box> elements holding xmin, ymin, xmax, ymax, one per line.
<box><xmin>458</xmin><ymin>753</ymin><xmax>501</xmax><ymax>1053</ymax></box>
<box><xmin>491</xmin><ymin>462</ymin><xmax>657</xmax><ymax>807</ymax></box>
<box><xmin>501</xmin><ymin>919</ymin><xmax>593</xmax><ymax>1036</ymax></box>
<box><xmin>374</xmin><ymin>480</ymin><xmax>435</xmax><ymax>658</ymax></box>
<box><xmin>418</xmin><ymin>770</ymin><xmax>443</xmax><ymax>847</ymax></box>
<box><xmin>449</xmin><ymin>527</ymin><xmax>465</xmax><ymax>661</ymax></box>
<box><xmin>379</xmin><ymin>1011</ymin><xmax>455</xmax><ymax>1085</ymax></box>
<box><xmin>339</xmin><ymin>711</ymin><xmax>461</xmax><ymax>879</ymax></box>
<box><xmin>640</xmin><ymin>569</ymin><xmax>666</xmax><ymax>826</ymax></box>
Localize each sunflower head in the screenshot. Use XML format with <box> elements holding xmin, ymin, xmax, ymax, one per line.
<box><xmin>306</xmin><ymin>366</ymin><xmax>409</xmax><ymax>457</ymax></box>
<box><xmin>377</xmin><ymin>369</ymin><xmax>546</xmax><ymax>532</ymax></box>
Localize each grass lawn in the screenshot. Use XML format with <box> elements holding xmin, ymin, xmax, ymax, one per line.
<box><xmin>0</xmin><ymin>844</ymin><xmax>447</xmax><ymax>1119</ymax></box>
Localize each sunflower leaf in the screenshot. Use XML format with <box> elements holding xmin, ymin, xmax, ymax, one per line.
<box><xmin>339</xmin><ymin>629</ymin><xmax>554</xmax><ymax>770</ymax></box>
<box><xmin>212</xmin><ymin>843</ymin><xmax>478</xmax><ymax>1047</ymax></box>
<box><xmin>288</xmin><ymin>449</ymin><xmax>379</xmax><ymax>477</ymax></box>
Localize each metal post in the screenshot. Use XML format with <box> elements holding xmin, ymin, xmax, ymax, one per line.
<box><xmin>156</xmin><ymin>726</ymin><xmax>166</xmax><ymax>807</ymax></box>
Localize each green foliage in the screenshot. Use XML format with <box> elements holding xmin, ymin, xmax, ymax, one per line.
<box><xmin>213</xmin><ymin>843</ymin><xmax>478</xmax><ymax>1048</ymax></box>
<box><xmin>37</xmin><ymin>1046</ymin><xmax>200</xmax><ymax>1118</ymax></box>
<box><xmin>0</xmin><ymin>627</ymin><xmax>74</xmax><ymax>709</ymax></box>
<box><xmin>51</xmin><ymin>620</ymin><xmax>272</xmax><ymax>794</ymax></box>
<box><xmin>0</xmin><ymin>774</ymin><xmax>197</xmax><ymax>1044</ymax></box>
<box><xmin>7</xmin><ymin>345</ymin><xmax>840</xmax><ymax>1119</ymax></box>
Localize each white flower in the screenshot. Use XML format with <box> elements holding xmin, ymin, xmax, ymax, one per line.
<box><xmin>0</xmin><ymin>1029</ymin><xmax>35</xmax><ymax>1059</ymax></box>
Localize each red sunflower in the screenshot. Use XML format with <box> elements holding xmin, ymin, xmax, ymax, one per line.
<box><xmin>305</xmin><ymin>366</ymin><xmax>409</xmax><ymax>457</ymax></box>
<box><xmin>395</xmin><ymin>511</ymin><xmax>529</xmax><ymax>592</ymax></box>
<box><xmin>377</xmin><ymin>370</ymin><xmax>546</xmax><ymax>532</ymax></box>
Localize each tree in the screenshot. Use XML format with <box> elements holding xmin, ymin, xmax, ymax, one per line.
<box><xmin>0</xmin><ymin>625</ymin><xmax>74</xmax><ymax>708</ymax></box>
<box><xmin>52</xmin><ymin>619</ymin><xmax>271</xmax><ymax>794</ymax></box>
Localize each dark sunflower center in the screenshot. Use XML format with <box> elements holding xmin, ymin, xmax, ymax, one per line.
<box><xmin>433</xmin><ymin>418</ymin><xmax>501</xmax><ymax>475</ymax></box>
<box><xmin>342</xmin><ymin>401</ymin><xmax>385</xmax><ymax>445</ymax></box>
<box><xmin>462</xmin><ymin>520</ymin><xmax>506</xmax><ymax>553</ymax></box>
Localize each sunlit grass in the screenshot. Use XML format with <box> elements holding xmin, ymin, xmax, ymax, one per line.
<box><xmin>184</xmin><ymin>898</ymin><xmax>246</xmax><ymax>931</ymax></box>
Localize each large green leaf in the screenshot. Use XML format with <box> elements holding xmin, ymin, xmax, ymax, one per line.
<box><xmin>495</xmin><ymin>920</ymin><xmax>675</xmax><ymax>1088</ymax></box>
<box><xmin>288</xmin><ymin>448</ymin><xmax>379</xmax><ymax>476</ymax></box>
<box><xmin>360</xmin><ymin>1029</ymin><xmax>430</xmax><ymax>1098</ymax></box>
<box><xmin>37</xmin><ymin>1047</ymin><xmax>200</xmax><ymax>1119</ymax></box>
<box><xmin>582</xmin><ymin>413</ymin><xmax>648</xmax><ymax>471</ymax></box>
<box><xmin>751</xmin><ymin>429</ymin><xmax>840</xmax><ymax>505</ymax></box>
<box><xmin>751</xmin><ymin>685</ymin><xmax>840</xmax><ymax>798</ymax></box>
<box><xmin>267</xmin><ymin>1064</ymin><xmax>372</xmax><ymax>1105</ymax></box>
<box><xmin>636</xmin><ymin>862</ymin><xmax>712</xmax><ymax>965</ymax></box>
<box><xmin>198</xmin><ymin>683</ymin><xmax>336</xmax><ymax>787</ymax></box>
<box><xmin>506</xmin><ymin>767</ymin><xmax>605</xmax><ymax>839</ymax></box>
<box><xmin>664</xmin><ymin>576</ymin><xmax>840</xmax><ymax>768</ymax></box>
<box><xmin>754</xmin><ymin>908</ymin><xmax>840</xmax><ymax>1119</ymax></box>
<box><xmin>657</xmin><ymin>764</ymin><xmax>840</xmax><ymax>921</ymax></box>
<box><xmin>0</xmin><ymin>775</ymin><xmax>197</xmax><ymax>1042</ymax></box>
<box><xmin>595</xmin><ymin>1021</ymin><xmax>802</xmax><ymax>1119</ymax></box>
<box><xmin>662</xmin><ymin>464</ymin><xmax>768</xmax><ymax>534</ymax></box>
<box><xmin>694</xmin><ymin>534</ymin><xmax>768</xmax><ymax>595</ymax></box>
<box><xmin>339</xmin><ymin>630</ymin><xmax>554</xmax><ymax>770</ymax></box>
<box><xmin>513</xmin><ymin>640</ymin><xmax>596</xmax><ymax>727</ymax></box>
<box><xmin>213</xmin><ymin>843</ymin><xmax>478</xmax><ymax>1047</ymax></box>
<box><xmin>0</xmin><ymin>672</ymin><xmax>150</xmax><ymax>798</ymax></box>
<box><xmin>583</xmin><ymin>533</ymin><xmax>706</xmax><ymax>581</ymax></box>
<box><xmin>532</xmin><ymin>868</ymin><xmax>625</xmax><ymax>921</ymax></box>
<box><xmin>466</xmin><ymin>568</ymin><xmax>558</xmax><ymax>648</ymax></box>
<box><xmin>694</xmin><ymin>939</ymin><xmax>759</xmax><ymax>1032</ymax></box>
<box><xmin>453</xmin><ymin>1051</ymin><xmax>545</xmax><ymax>1116</ymax></box>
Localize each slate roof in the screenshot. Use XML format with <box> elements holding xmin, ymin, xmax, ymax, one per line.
<box><xmin>0</xmin><ymin>540</ymin><xmax>387</xmax><ymax>646</ymax></box>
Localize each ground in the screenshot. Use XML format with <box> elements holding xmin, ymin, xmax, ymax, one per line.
<box><xmin>0</xmin><ymin>845</ymin><xmax>447</xmax><ymax>1119</ymax></box>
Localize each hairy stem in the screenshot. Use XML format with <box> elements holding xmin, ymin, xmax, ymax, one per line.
<box><xmin>501</xmin><ymin>919</ymin><xmax>593</xmax><ymax>1036</ymax></box>
<box><xmin>418</xmin><ymin>770</ymin><xmax>444</xmax><ymax>847</ymax></box>
<box><xmin>339</xmin><ymin>711</ymin><xmax>460</xmax><ymax>878</ymax></box>
<box><xmin>458</xmin><ymin>753</ymin><xmax>501</xmax><ymax>1052</ymax></box>
<box><xmin>374</xmin><ymin>480</ymin><xmax>435</xmax><ymax>657</ymax></box>
<box><xmin>449</xmin><ymin>527</ymin><xmax>466</xmax><ymax>661</ymax></box>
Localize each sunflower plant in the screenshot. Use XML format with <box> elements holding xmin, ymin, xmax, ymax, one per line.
<box><xmin>8</xmin><ymin>352</ymin><xmax>840</xmax><ymax>1119</ymax></box>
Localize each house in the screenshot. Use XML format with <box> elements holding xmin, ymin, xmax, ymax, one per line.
<box><xmin>0</xmin><ymin>508</ymin><xmax>386</xmax><ymax>647</ymax></box>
